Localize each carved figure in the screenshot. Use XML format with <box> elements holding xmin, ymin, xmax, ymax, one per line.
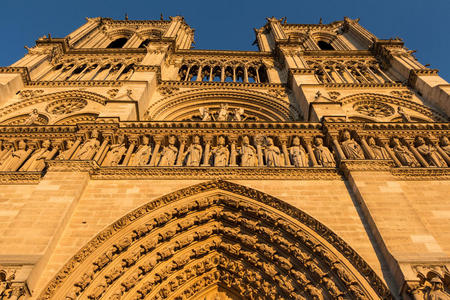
<box><xmin>239</xmin><ymin>136</ymin><xmax>257</xmax><ymax>166</ymax></box>
<box><xmin>232</xmin><ymin>107</ymin><xmax>245</xmax><ymax>121</ymax></box>
<box><xmin>341</xmin><ymin>130</ymin><xmax>364</xmax><ymax>159</ymax></box>
<box><xmin>0</xmin><ymin>140</ymin><xmax>30</xmax><ymax>171</ymax></box>
<box><xmin>397</xmin><ymin>107</ymin><xmax>412</xmax><ymax>122</ymax></box>
<box><xmin>217</xmin><ymin>104</ymin><xmax>229</xmax><ymax>121</ymax></box>
<box><xmin>24</xmin><ymin>108</ymin><xmax>40</xmax><ymax>125</ymax></box>
<box><xmin>289</xmin><ymin>136</ymin><xmax>309</xmax><ymax>167</ymax></box>
<box><xmin>265</xmin><ymin>137</ymin><xmax>281</xmax><ymax>166</ymax></box>
<box><xmin>199</xmin><ymin>107</ymin><xmax>212</xmax><ymax>121</ymax></box>
<box><xmin>103</xmin><ymin>135</ymin><xmax>127</xmax><ymax>166</ymax></box>
<box><xmin>20</xmin><ymin>139</ymin><xmax>53</xmax><ymax>171</ymax></box>
<box><xmin>130</xmin><ymin>136</ymin><xmax>152</xmax><ymax>166</ymax></box>
<box><xmin>367</xmin><ymin>137</ymin><xmax>389</xmax><ymax>159</ymax></box>
<box><xmin>415</xmin><ymin>137</ymin><xmax>446</xmax><ymax>167</ymax></box>
<box><xmin>57</xmin><ymin>140</ymin><xmax>76</xmax><ymax>160</ymax></box>
<box><xmin>211</xmin><ymin>136</ymin><xmax>229</xmax><ymax>166</ymax></box>
<box><xmin>441</xmin><ymin>136</ymin><xmax>450</xmax><ymax>156</ymax></box>
<box><xmin>426</xmin><ymin>277</ymin><xmax>450</xmax><ymax>300</ymax></box>
<box><xmin>73</xmin><ymin>130</ymin><xmax>100</xmax><ymax>160</ymax></box>
<box><xmin>158</xmin><ymin>135</ymin><xmax>178</xmax><ymax>166</ymax></box>
<box><xmin>391</xmin><ymin>138</ymin><xmax>419</xmax><ymax>167</ymax></box>
<box><xmin>183</xmin><ymin>135</ymin><xmax>203</xmax><ymax>166</ymax></box>
<box><xmin>313</xmin><ymin>137</ymin><xmax>335</xmax><ymax>167</ymax></box>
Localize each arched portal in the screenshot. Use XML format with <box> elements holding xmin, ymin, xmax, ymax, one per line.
<box><xmin>39</xmin><ymin>180</ymin><xmax>392</xmax><ymax>300</ymax></box>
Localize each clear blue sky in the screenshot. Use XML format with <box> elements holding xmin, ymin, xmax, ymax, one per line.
<box><xmin>1</xmin><ymin>0</ymin><xmax>449</xmax><ymax>80</ymax></box>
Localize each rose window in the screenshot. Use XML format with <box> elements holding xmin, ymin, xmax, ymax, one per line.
<box><xmin>46</xmin><ymin>99</ymin><xmax>88</xmax><ymax>115</ymax></box>
<box><xmin>353</xmin><ymin>101</ymin><xmax>394</xmax><ymax>118</ymax></box>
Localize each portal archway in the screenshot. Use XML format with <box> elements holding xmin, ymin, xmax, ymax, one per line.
<box><xmin>39</xmin><ymin>180</ymin><xmax>392</xmax><ymax>300</ymax></box>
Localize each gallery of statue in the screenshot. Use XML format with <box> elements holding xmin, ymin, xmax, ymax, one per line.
<box><xmin>0</xmin><ymin>15</ymin><xmax>449</xmax><ymax>300</ymax></box>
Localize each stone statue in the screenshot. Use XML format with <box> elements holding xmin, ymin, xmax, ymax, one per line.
<box><xmin>367</xmin><ymin>137</ymin><xmax>390</xmax><ymax>159</ymax></box>
<box><xmin>103</xmin><ymin>135</ymin><xmax>127</xmax><ymax>166</ymax></box>
<box><xmin>391</xmin><ymin>138</ymin><xmax>419</xmax><ymax>167</ymax></box>
<box><xmin>415</xmin><ymin>137</ymin><xmax>446</xmax><ymax>167</ymax></box>
<box><xmin>24</xmin><ymin>108</ymin><xmax>39</xmax><ymax>125</ymax></box>
<box><xmin>183</xmin><ymin>135</ymin><xmax>203</xmax><ymax>166</ymax></box>
<box><xmin>158</xmin><ymin>135</ymin><xmax>178</xmax><ymax>166</ymax></box>
<box><xmin>56</xmin><ymin>140</ymin><xmax>76</xmax><ymax>160</ymax></box>
<box><xmin>211</xmin><ymin>136</ymin><xmax>229</xmax><ymax>166</ymax></box>
<box><xmin>313</xmin><ymin>137</ymin><xmax>335</xmax><ymax>167</ymax></box>
<box><xmin>264</xmin><ymin>137</ymin><xmax>281</xmax><ymax>166</ymax></box>
<box><xmin>130</xmin><ymin>136</ymin><xmax>152</xmax><ymax>166</ymax></box>
<box><xmin>20</xmin><ymin>140</ymin><xmax>53</xmax><ymax>171</ymax></box>
<box><xmin>0</xmin><ymin>141</ymin><xmax>13</xmax><ymax>165</ymax></box>
<box><xmin>73</xmin><ymin>130</ymin><xmax>100</xmax><ymax>160</ymax></box>
<box><xmin>217</xmin><ymin>104</ymin><xmax>229</xmax><ymax>121</ymax></box>
<box><xmin>0</xmin><ymin>140</ymin><xmax>30</xmax><ymax>171</ymax></box>
<box><xmin>232</xmin><ymin>108</ymin><xmax>244</xmax><ymax>121</ymax></box>
<box><xmin>289</xmin><ymin>136</ymin><xmax>308</xmax><ymax>167</ymax></box>
<box><xmin>341</xmin><ymin>130</ymin><xmax>364</xmax><ymax>159</ymax></box>
<box><xmin>426</xmin><ymin>277</ymin><xmax>450</xmax><ymax>300</ymax></box>
<box><xmin>441</xmin><ymin>136</ymin><xmax>450</xmax><ymax>156</ymax></box>
<box><xmin>239</xmin><ymin>136</ymin><xmax>257</xmax><ymax>166</ymax></box>
<box><xmin>397</xmin><ymin>107</ymin><xmax>412</xmax><ymax>122</ymax></box>
<box><xmin>199</xmin><ymin>107</ymin><xmax>211</xmax><ymax>121</ymax></box>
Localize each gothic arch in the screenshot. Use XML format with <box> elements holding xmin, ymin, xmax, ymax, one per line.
<box><xmin>339</xmin><ymin>93</ymin><xmax>448</xmax><ymax>122</ymax></box>
<box><xmin>0</xmin><ymin>90</ymin><xmax>107</xmax><ymax>124</ymax></box>
<box><xmin>39</xmin><ymin>180</ymin><xmax>392</xmax><ymax>300</ymax></box>
<box><xmin>145</xmin><ymin>88</ymin><xmax>301</xmax><ymax>121</ymax></box>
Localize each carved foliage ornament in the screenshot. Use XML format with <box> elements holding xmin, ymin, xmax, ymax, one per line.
<box><xmin>353</xmin><ymin>100</ymin><xmax>395</xmax><ymax>118</ymax></box>
<box><xmin>45</xmin><ymin>98</ymin><xmax>88</xmax><ymax>115</ymax></box>
<box><xmin>39</xmin><ymin>180</ymin><xmax>392</xmax><ymax>300</ymax></box>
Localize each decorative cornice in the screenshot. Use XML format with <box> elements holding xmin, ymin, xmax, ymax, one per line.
<box><xmin>27</xmin><ymin>80</ymin><xmax>124</xmax><ymax>87</ymax></box>
<box><xmin>91</xmin><ymin>166</ymin><xmax>341</xmax><ymax>180</ymax></box>
<box><xmin>408</xmin><ymin>69</ymin><xmax>440</xmax><ymax>88</ymax></box>
<box><xmin>0</xmin><ymin>67</ymin><xmax>31</xmax><ymax>82</ymax></box>
<box><xmin>0</xmin><ymin>171</ymin><xmax>41</xmax><ymax>184</ymax></box>
<box><xmin>46</xmin><ymin>160</ymin><xmax>99</xmax><ymax>172</ymax></box>
<box><xmin>390</xmin><ymin>168</ymin><xmax>450</xmax><ymax>180</ymax></box>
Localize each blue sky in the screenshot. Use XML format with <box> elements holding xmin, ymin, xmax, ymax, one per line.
<box><xmin>1</xmin><ymin>0</ymin><xmax>449</xmax><ymax>80</ymax></box>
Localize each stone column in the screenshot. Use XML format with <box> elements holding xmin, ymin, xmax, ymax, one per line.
<box><xmin>93</xmin><ymin>137</ymin><xmax>110</xmax><ymax>162</ymax></box>
<box><xmin>175</xmin><ymin>136</ymin><xmax>187</xmax><ymax>166</ymax></box>
<box><xmin>380</xmin><ymin>138</ymin><xmax>402</xmax><ymax>167</ymax></box>
<box><xmin>280</xmin><ymin>138</ymin><xmax>291</xmax><ymax>167</ymax></box>
<box><xmin>405</xmin><ymin>139</ymin><xmax>429</xmax><ymax>167</ymax></box>
<box><xmin>304</xmin><ymin>137</ymin><xmax>318</xmax><ymax>167</ymax></box>
<box><xmin>255</xmin><ymin>138</ymin><xmax>264</xmax><ymax>167</ymax></box>
<box><xmin>330</xmin><ymin>134</ymin><xmax>346</xmax><ymax>161</ymax></box>
<box><xmin>229</xmin><ymin>136</ymin><xmax>238</xmax><ymax>167</ymax></box>
<box><xmin>122</xmin><ymin>140</ymin><xmax>136</xmax><ymax>166</ymax></box>
<box><xmin>220</xmin><ymin>66</ymin><xmax>225</xmax><ymax>82</ymax></box>
<box><xmin>360</xmin><ymin>136</ymin><xmax>376</xmax><ymax>159</ymax></box>
<box><xmin>201</xmin><ymin>135</ymin><xmax>212</xmax><ymax>166</ymax></box>
<box><xmin>196</xmin><ymin>66</ymin><xmax>203</xmax><ymax>81</ymax></box>
<box><xmin>149</xmin><ymin>136</ymin><xmax>163</xmax><ymax>166</ymax></box>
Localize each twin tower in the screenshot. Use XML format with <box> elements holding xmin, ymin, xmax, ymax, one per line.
<box><xmin>0</xmin><ymin>16</ymin><xmax>448</xmax><ymax>300</ymax></box>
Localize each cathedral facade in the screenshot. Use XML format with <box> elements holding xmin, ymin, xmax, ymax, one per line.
<box><xmin>0</xmin><ymin>16</ymin><xmax>449</xmax><ymax>299</ymax></box>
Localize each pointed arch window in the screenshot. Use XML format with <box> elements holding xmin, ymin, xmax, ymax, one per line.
<box><xmin>318</xmin><ymin>40</ymin><xmax>334</xmax><ymax>50</ymax></box>
<box><xmin>106</xmin><ymin>37</ymin><xmax>128</xmax><ymax>49</ymax></box>
<box><xmin>138</xmin><ymin>39</ymin><xmax>151</xmax><ymax>48</ymax></box>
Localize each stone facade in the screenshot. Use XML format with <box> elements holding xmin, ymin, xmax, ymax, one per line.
<box><xmin>0</xmin><ymin>16</ymin><xmax>449</xmax><ymax>300</ymax></box>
